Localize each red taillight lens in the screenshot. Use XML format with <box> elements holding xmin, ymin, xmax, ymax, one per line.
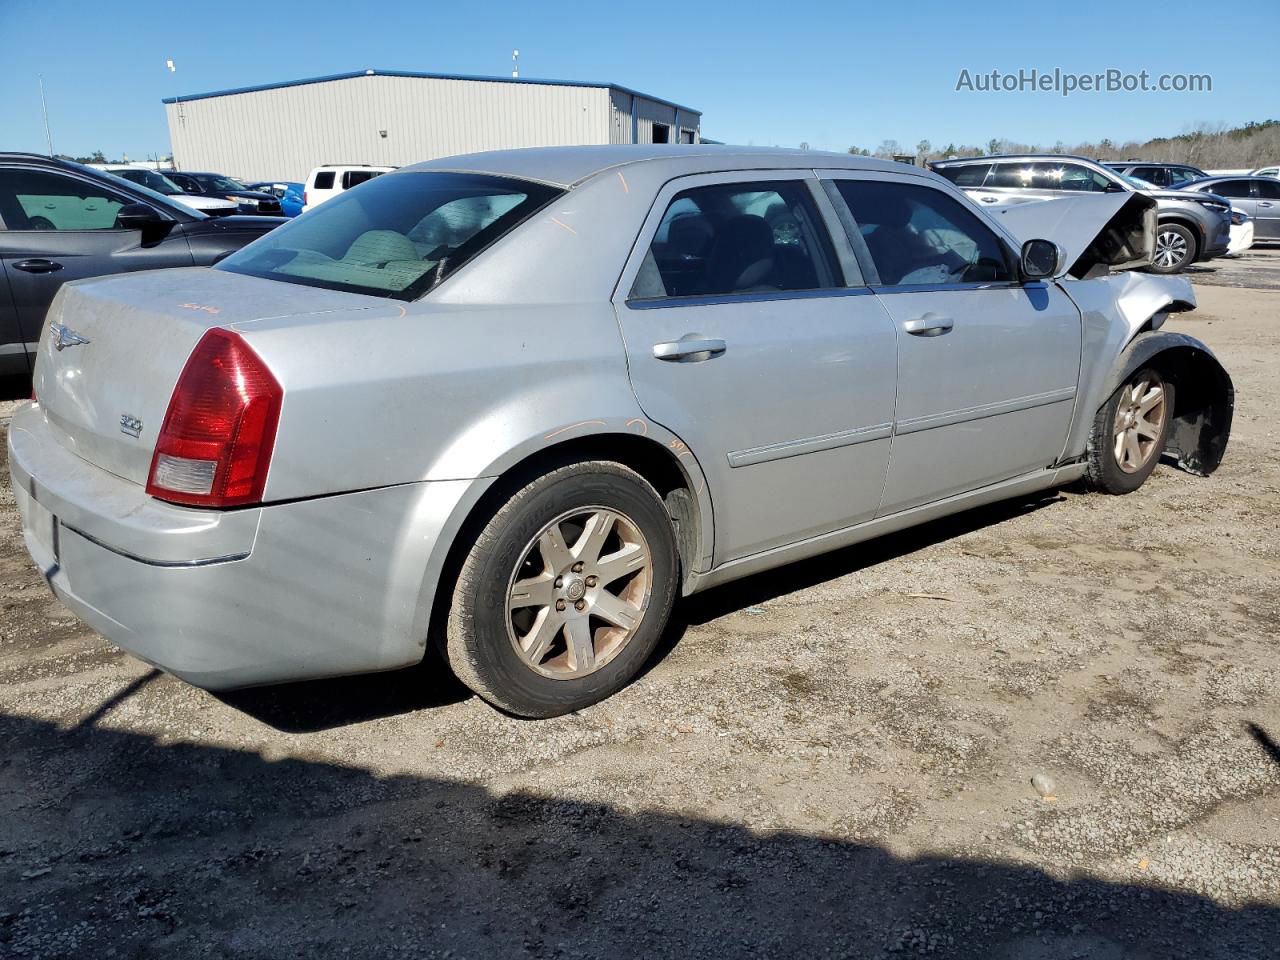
<box><xmin>302</xmin><ymin>190</ymin><xmax>308</xmax><ymax>206</ymax></box>
<box><xmin>146</xmin><ymin>329</ymin><xmax>282</xmax><ymax>508</ymax></box>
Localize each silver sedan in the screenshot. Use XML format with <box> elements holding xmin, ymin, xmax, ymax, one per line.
<box><xmin>8</xmin><ymin>146</ymin><xmax>1234</xmax><ymax>717</ymax></box>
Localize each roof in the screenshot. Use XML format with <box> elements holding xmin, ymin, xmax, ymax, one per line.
<box><xmin>932</xmin><ymin>154</ymin><xmax>1101</xmax><ymax>166</ymax></box>
<box><xmin>162</xmin><ymin>68</ymin><xmax>700</xmax><ymax>115</ymax></box>
<box><xmin>403</xmin><ymin>145</ymin><xmax>910</xmax><ymax>188</ymax></box>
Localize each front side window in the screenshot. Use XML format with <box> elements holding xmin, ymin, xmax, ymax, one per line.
<box><xmin>166</xmin><ymin>173</ymin><xmax>202</xmax><ymax>193</ymax></box>
<box><xmin>835</xmin><ymin>180</ymin><xmax>1013</xmax><ymax>286</ymax></box>
<box><xmin>114</xmin><ymin>169</ymin><xmax>185</xmax><ymax>196</ymax></box>
<box><xmin>1167</xmin><ymin>167</ymin><xmax>1200</xmax><ymax>185</ymax></box>
<box><xmin>217</xmin><ymin>171</ymin><xmax>560</xmax><ymax>300</ymax></box>
<box><xmin>985</xmin><ymin>162</ymin><xmax>1109</xmax><ymax>192</ymax></box>
<box><xmin>0</xmin><ymin>170</ymin><xmax>126</xmax><ymax>231</ymax></box>
<box><xmin>1255</xmin><ymin>180</ymin><xmax>1280</xmax><ymax>200</ymax></box>
<box><xmin>1132</xmin><ymin>166</ymin><xmax>1169</xmax><ymax>186</ymax></box>
<box><xmin>629</xmin><ymin>180</ymin><xmax>838</xmax><ymax>300</ymax></box>
<box><xmin>197</xmin><ymin>175</ymin><xmax>250</xmax><ymax>192</ymax></box>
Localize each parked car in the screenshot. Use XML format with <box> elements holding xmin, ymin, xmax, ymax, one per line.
<box><xmin>0</xmin><ymin>152</ymin><xmax>284</xmax><ymax>380</ymax></box>
<box><xmin>1103</xmin><ymin>161</ymin><xmax>1207</xmax><ymax>188</ymax></box>
<box><xmin>303</xmin><ymin>164</ymin><xmax>394</xmax><ymax>212</ymax></box>
<box><xmin>931</xmin><ymin>154</ymin><xmax>1233</xmax><ymax>274</ymax></box>
<box><xmin>1250</xmin><ymin>166</ymin><xmax>1279</xmax><ymax>178</ymax></box>
<box><xmin>96</xmin><ymin>165</ymin><xmax>239</xmax><ymax>216</ymax></box>
<box><xmin>246</xmin><ymin>181</ymin><xmax>305</xmax><ymax>217</ymax></box>
<box><xmin>1175</xmin><ymin>176</ymin><xmax>1280</xmax><ymax>241</ymax></box>
<box><xmin>9</xmin><ymin>146</ymin><xmax>1233</xmax><ymax>717</ymax></box>
<box><xmin>162</xmin><ymin>172</ymin><xmax>284</xmax><ymax>216</ymax></box>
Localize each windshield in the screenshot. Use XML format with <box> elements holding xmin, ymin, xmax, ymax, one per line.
<box><xmin>200</xmin><ymin>175</ymin><xmax>250</xmax><ymax>192</ymax></box>
<box><xmin>1122</xmin><ymin>175</ymin><xmax>1157</xmax><ymax>191</ymax></box>
<box><xmin>217</xmin><ymin>171</ymin><xmax>561</xmax><ymax>300</ymax></box>
<box><xmin>112</xmin><ymin>168</ymin><xmax>185</xmax><ymax>195</ymax></box>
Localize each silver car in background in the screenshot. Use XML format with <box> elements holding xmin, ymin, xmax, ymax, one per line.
<box><xmin>1174</xmin><ymin>175</ymin><xmax>1280</xmax><ymax>241</ymax></box>
<box><xmin>8</xmin><ymin>146</ymin><xmax>1234</xmax><ymax>717</ymax></box>
<box><xmin>931</xmin><ymin>154</ymin><xmax>1233</xmax><ymax>274</ymax></box>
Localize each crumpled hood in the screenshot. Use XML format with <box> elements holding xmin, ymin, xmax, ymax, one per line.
<box><xmin>986</xmin><ymin>191</ymin><xmax>1157</xmax><ymax>278</ymax></box>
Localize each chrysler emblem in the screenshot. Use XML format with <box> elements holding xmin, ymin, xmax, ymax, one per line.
<box><xmin>50</xmin><ymin>323</ymin><xmax>90</xmax><ymax>351</ymax></box>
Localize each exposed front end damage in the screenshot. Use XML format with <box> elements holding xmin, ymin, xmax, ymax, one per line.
<box><xmin>988</xmin><ymin>192</ymin><xmax>1157</xmax><ymax>278</ymax></box>
<box><xmin>1107</xmin><ymin>331</ymin><xmax>1234</xmax><ymax>476</ymax></box>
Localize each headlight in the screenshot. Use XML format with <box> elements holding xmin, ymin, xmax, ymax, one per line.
<box><xmin>1231</xmin><ymin>210</ymin><xmax>1249</xmax><ymax>226</ymax></box>
<box><xmin>1194</xmin><ymin>198</ymin><xmax>1230</xmax><ymax>213</ymax></box>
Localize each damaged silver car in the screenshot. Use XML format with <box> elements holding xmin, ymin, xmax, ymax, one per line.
<box><xmin>8</xmin><ymin>146</ymin><xmax>1234</xmax><ymax>717</ymax></box>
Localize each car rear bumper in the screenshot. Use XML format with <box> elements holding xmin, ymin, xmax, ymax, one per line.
<box><xmin>8</xmin><ymin>401</ymin><xmax>481</xmax><ymax>690</ymax></box>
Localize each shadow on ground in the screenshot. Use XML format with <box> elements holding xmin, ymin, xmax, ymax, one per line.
<box><xmin>222</xmin><ymin>491</ymin><xmax>1068</xmax><ymax>733</ymax></box>
<box><xmin>1</xmin><ymin>710</ymin><xmax>1276</xmax><ymax>958</ymax></box>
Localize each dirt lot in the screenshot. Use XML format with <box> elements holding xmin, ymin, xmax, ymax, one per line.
<box><xmin>2</xmin><ymin>247</ymin><xmax>1279</xmax><ymax>959</ymax></box>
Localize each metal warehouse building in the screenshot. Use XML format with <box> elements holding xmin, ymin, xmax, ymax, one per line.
<box><xmin>162</xmin><ymin>69</ymin><xmax>702</xmax><ymax>182</ymax></box>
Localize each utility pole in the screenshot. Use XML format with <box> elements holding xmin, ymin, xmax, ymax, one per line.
<box><xmin>38</xmin><ymin>75</ymin><xmax>53</xmax><ymax>156</ymax></box>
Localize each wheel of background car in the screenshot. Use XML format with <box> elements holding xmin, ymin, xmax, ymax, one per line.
<box><xmin>444</xmin><ymin>461</ymin><xmax>678</xmax><ymax>718</ymax></box>
<box><xmin>1086</xmin><ymin>367</ymin><xmax>1174</xmax><ymax>495</ymax></box>
<box><xmin>1149</xmin><ymin>223</ymin><xmax>1196</xmax><ymax>274</ymax></box>
<box><xmin>28</xmin><ymin>216</ymin><xmax>54</xmax><ymax>231</ymax></box>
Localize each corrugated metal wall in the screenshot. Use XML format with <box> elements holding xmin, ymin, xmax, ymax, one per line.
<box><xmin>607</xmin><ymin>91</ymin><xmax>701</xmax><ymax>145</ymax></box>
<box><xmin>166</xmin><ymin>75</ymin><xmax>650</xmax><ymax>182</ymax></box>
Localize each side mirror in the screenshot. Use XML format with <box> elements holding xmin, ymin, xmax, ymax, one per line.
<box><xmin>115</xmin><ymin>202</ymin><xmax>163</xmax><ymax>230</ymax></box>
<box><xmin>1020</xmin><ymin>238</ymin><xmax>1064</xmax><ymax>280</ymax></box>
<box><xmin>1104</xmin><ymin>181</ymin><xmax>1128</xmax><ymax>193</ymax></box>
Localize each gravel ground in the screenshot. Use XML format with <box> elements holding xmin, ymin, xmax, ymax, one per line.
<box><xmin>2</xmin><ymin>250</ymin><xmax>1279</xmax><ymax>959</ymax></box>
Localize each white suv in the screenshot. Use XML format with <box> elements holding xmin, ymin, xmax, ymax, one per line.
<box><xmin>303</xmin><ymin>165</ymin><xmax>395</xmax><ymax>212</ymax></box>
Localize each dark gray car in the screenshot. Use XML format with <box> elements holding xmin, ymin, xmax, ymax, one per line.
<box><xmin>0</xmin><ymin>153</ymin><xmax>283</xmax><ymax>382</ymax></box>
<box><xmin>1175</xmin><ymin>176</ymin><xmax>1280</xmax><ymax>240</ymax></box>
<box><xmin>1103</xmin><ymin>161</ymin><xmax>1207</xmax><ymax>188</ymax></box>
<box><xmin>931</xmin><ymin>154</ymin><xmax>1232</xmax><ymax>273</ymax></box>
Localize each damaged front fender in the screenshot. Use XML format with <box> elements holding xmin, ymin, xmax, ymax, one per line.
<box><xmin>1104</xmin><ymin>331</ymin><xmax>1234</xmax><ymax>476</ymax></box>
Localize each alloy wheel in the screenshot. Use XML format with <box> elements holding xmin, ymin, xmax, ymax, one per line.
<box><xmin>1113</xmin><ymin>378</ymin><xmax>1168</xmax><ymax>474</ymax></box>
<box><xmin>1154</xmin><ymin>229</ymin><xmax>1188</xmax><ymax>269</ymax></box>
<box><xmin>506</xmin><ymin>507</ymin><xmax>652</xmax><ymax>679</ymax></box>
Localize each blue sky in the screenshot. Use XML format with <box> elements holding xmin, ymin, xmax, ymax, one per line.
<box><xmin>0</xmin><ymin>0</ymin><xmax>1271</xmax><ymax>160</ymax></box>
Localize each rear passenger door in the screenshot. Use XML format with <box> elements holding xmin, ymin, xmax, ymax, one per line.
<box><xmin>613</xmin><ymin>173</ymin><xmax>899</xmax><ymax>564</ymax></box>
<box><xmin>1253</xmin><ymin>179</ymin><xmax>1280</xmax><ymax>238</ymax></box>
<box><xmin>825</xmin><ymin>174</ymin><xmax>1081</xmax><ymax>514</ymax></box>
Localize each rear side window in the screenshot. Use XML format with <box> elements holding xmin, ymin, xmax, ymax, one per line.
<box><xmin>312</xmin><ymin>171</ymin><xmax>335</xmax><ymax>190</ymax></box>
<box><xmin>1167</xmin><ymin>167</ymin><xmax>1200</xmax><ymax>185</ymax></box>
<box><xmin>629</xmin><ymin>181</ymin><xmax>839</xmax><ymax>300</ymax></box>
<box><xmin>218</xmin><ymin>172</ymin><xmax>560</xmax><ymax>300</ymax></box>
<box><xmin>933</xmin><ymin>163</ymin><xmax>991</xmax><ymax>187</ymax></box>
<box><xmin>342</xmin><ymin>170</ymin><xmax>381</xmax><ymax>189</ymax></box>
<box><xmin>987</xmin><ymin>162</ymin><xmax>1109</xmax><ymax>192</ymax></box>
<box><xmin>835</xmin><ymin>180</ymin><xmax>1012</xmax><ymax>286</ymax></box>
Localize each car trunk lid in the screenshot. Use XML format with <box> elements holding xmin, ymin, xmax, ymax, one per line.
<box><xmin>32</xmin><ymin>267</ymin><xmax>375</xmax><ymax>486</ymax></box>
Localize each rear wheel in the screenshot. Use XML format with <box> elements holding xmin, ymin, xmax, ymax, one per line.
<box><xmin>1149</xmin><ymin>223</ymin><xmax>1196</xmax><ymax>274</ymax></box>
<box><xmin>445</xmin><ymin>461</ymin><xmax>678</xmax><ymax>718</ymax></box>
<box><xmin>1086</xmin><ymin>367</ymin><xmax>1173</xmax><ymax>494</ymax></box>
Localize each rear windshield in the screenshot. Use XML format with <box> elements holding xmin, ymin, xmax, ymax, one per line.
<box><xmin>217</xmin><ymin>171</ymin><xmax>561</xmax><ymax>300</ymax></box>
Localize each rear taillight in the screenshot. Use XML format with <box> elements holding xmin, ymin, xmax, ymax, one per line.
<box><xmin>146</xmin><ymin>329</ymin><xmax>282</xmax><ymax>508</ymax></box>
<box><xmin>302</xmin><ymin>190</ymin><xmax>308</xmax><ymax>206</ymax></box>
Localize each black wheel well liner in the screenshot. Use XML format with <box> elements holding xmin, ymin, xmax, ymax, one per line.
<box><xmin>1104</xmin><ymin>332</ymin><xmax>1234</xmax><ymax>476</ymax></box>
<box><xmin>424</xmin><ymin>434</ymin><xmax>703</xmax><ymax>658</ymax></box>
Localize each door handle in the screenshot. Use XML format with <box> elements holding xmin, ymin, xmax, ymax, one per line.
<box><xmin>903</xmin><ymin>313</ymin><xmax>954</xmax><ymax>337</ymax></box>
<box><xmin>980</xmin><ymin>196</ymin><xmax>998</xmax><ymax>203</ymax></box>
<box><xmin>12</xmin><ymin>259</ymin><xmax>63</xmax><ymax>274</ymax></box>
<box><xmin>653</xmin><ymin>336</ymin><xmax>727</xmax><ymax>362</ymax></box>
<box><xmin>1260</xmin><ymin>202</ymin><xmax>1274</xmax><ymax>208</ymax></box>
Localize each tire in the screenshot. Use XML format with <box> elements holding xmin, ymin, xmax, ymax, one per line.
<box><xmin>1086</xmin><ymin>367</ymin><xmax>1174</xmax><ymax>494</ymax></box>
<box><xmin>445</xmin><ymin>461</ymin><xmax>678</xmax><ymax>718</ymax></box>
<box><xmin>1149</xmin><ymin>223</ymin><xmax>1196</xmax><ymax>274</ymax></box>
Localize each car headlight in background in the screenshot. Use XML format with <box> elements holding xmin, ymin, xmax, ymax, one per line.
<box><xmin>1231</xmin><ymin>210</ymin><xmax>1249</xmax><ymax>226</ymax></box>
<box><xmin>1194</xmin><ymin>198</ymin><xmax>1230</xmax><ymax>213</ymax></box>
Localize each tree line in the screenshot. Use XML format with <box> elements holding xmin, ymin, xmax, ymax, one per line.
<box><xmin>842</xmin><ymin>120</ymin><xmax>1280</xmax><ymax>168</ymax></box>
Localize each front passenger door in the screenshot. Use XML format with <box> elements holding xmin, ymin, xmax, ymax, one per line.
<box><xmin>829</xmin><ymin>175</ymin><xmax>1082</xmax><ymax>515</ymax></box>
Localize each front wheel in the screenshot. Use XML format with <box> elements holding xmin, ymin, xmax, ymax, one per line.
<box><xmin>1149</xmin><ymin>223</ymin><xmax>1197</xmax><ymax>274</ymax></box>
<box><xmin>1086</xmin><ymin>367</ymin><xmax>1174</xmax><ymax>494</ymax></box>
<box><xmin>445</xmin><ymin>461</ymin><xmax>678</xmax><ymax>718</ymax></box>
